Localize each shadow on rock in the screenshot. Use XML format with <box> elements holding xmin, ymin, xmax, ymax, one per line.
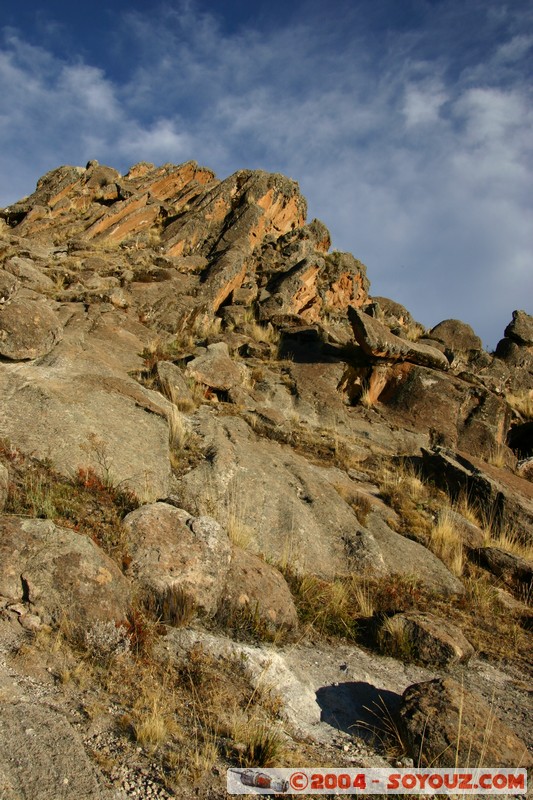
<box><xmin>316</xmin><ymin>681</ymin><xmax>402</xmax><ymax>741</ymax></box>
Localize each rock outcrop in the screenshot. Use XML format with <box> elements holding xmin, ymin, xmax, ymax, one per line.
<box><xmin>0</xmin><ymin>160</ymin><xmax>531</xmax><ymax>796</ymax></box>
<box><xmin>421</xmin><ymin>448</ymin><xmax>533</xmax><ymax>541</ymax></box>
<box><xmin>348</xmin><ymin>305</ymin><xmax>449</xmax><ymax>371</ymax></box>
<box><xmin>379</xmin><ymin>612</ymin><xmax>474</xmax><ymax>667</ymax></box>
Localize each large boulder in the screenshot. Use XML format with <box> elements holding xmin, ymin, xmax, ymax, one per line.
<box><xmin>494</xmin><ymin>310</ymin><xmax>533</xmax><ymax>393</ymax></box>
<box><xmin>504</xmin><ymin>309</ymin><xmax>533</xmax><ymax>345</ymax></box>
<box><xmin>185</xmin><ymin>341</ymin><xmax>245</xmax><ymax>393</ymax></box>
<box><xmin>0</xmin><ymin>297</ymin><xmax>63</xmax><ymax>360</ymax></box>
<box><xmin>398</xmin><ymin>677</ymin><xmax>532</xmax><ymax>767</ymax></box>
<box><xmin>0</xmin><ymin>515</ymin><xmax>131</xmax><ymax>626</ymax></box>
<box><xmin>218</xmin><ymin>546</ymin><xmax>299</xmax><ymax>636</ymax></box>
<box><xmin>428</xmin><ymin>318</ymin><xmax>483</xmax><ymax>366</ymax></box>
<box><xmin>3</xmin><ymin>256</ymin><xmax>56</xmax><ymax>293</ymax></box>
<box><xmin>379</xmin><ymin>612</ymin><xmax>474</xmax><ymax>667</ymax></box>
<box><xmin>368</xmin><ymin>296</ymin><xmax>418</xmax><ymax>333</ymax></box>
<box><xmin>123</xmin><ymin>502</ymin><xmax>232</xmax><ymax>616</ymax></box>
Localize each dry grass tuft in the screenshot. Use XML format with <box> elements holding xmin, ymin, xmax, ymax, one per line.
<box><xmin>130</xmin><ymin>696</ymin><xmax>173</xmax><ymax>750</ymax></box>
<box><xmin>240</xmin><ymin>309</ymin><xmax>280</xmax><ymax>346</ymax></box>
<box><xmin>155</xmin><ymin>585</ymin><xmax>196</xmax><ymax>627</ymax></box>
<box><xmin>489</xmin><ymin>525</ymin><xmax>533</xmax><ymax>562</ymax></box>
<box><xmin>378</xmin><ymin>461</ymin><xmax>432</xmax><ymax>541</ymax></box>
<box><xmin>402</xmin><ymin>321</ymin><xmax>427</xmax><ymax>342</ymax></box>
<box><xmin>333</xmin><ymin>484</ymin><xmax>372</xmax><ymax>525</ymax></box>
<box><xmin>284</xmin><ymin>571</ymin><xmax>428</xmax><ymax>642</ymax></box>
<box><xmin>355</xmin><ymin>694</ymin><xmax>407</xmax><ymax>760</ymax></box>
<box><xmin>487</xmin><ymin>444</ymin><xmax>509</xmax><ymax>469</ymax></box>
<box><xmin>360</xmin><ymin>369</ymin><xmax>388</xmax><ymax>408</ymax></box>
<box><xmin>352</xmin><ymin>581</ymin><xmax>375</xmax><ymax>618</ymax></box>
<box><xmin>378</xmin><ymin>615</ymin><xmax>414</xmax><ymax>662</ymax></box>
<box><xmin>167</xmin><ymin>405</ymin><xmax>189</xmax><ymax>453</ymax></box>
<box><xmin>159</xmin><ymin>374</ymin><xmax>197</xmax><ymax>413</ymax></box>
<box><xmin>506</xmin><ymin>390</ymin><xmax>533</xmax><ymax>419</ymax></box>
<box><xmin>454</xmin><ymin>491</ymin><xmax>482</xmax><ymax>527</ymax></box>
<box><xmin>430</xmin><ymin>509</ymin><xmax>465</xmax><ymax>577</ymax></box>
<box><xmin>231</xmin><ymin>718</ymin><xmax>286</xmax><ymax>767</ymax></box>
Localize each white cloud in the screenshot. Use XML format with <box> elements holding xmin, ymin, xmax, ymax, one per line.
<box><xmin>494</xmin><ymin>33</ymin><xmax>533</xmax><ymax>63</ymax></box>
<box><xmin>58</xmin><ymin>64</ymin><xmax>120</xmax><ymax>121</ymax></box>
<box><xmin>403</xmin><ymin>81</ymin><xmax>448</xmax><ymax>128</ymax></box>
<box><xmin>115</xmin><ymin>119</ymin><xmax>194</xmax><ymax>162</ymax></box>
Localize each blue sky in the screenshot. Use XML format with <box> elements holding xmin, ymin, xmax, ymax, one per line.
<box><xmin>1</xmin><ymin>0</ymin><xmax>531</xmax><ymax>349</ymax></box>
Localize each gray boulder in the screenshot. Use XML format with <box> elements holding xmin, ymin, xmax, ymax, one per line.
<box><xmin>504</xmin><ymin>309</ymin><xmax>533</xmax><ymax>346</ymax></box>
<box><xmin>0</xmin><ymin>515</ymin><xmax>131</xmax><ymax>626</ymax></box>
<box><xmin>124</xmin><ymin>502</ymin><xmax>232</xmax><ymax>616</ymax></box>
<box><xmin>185</xmin><ymin>341</ymin><xmax>245</xmax><ymax>392</ymax></box>
<box><xmin>429</xmin><ymin>318</ymin><xmax>482</xmax><ymax>365</ymax></box>
<box><xmin>0</xmin><ymin>297</ymin><xmax>63</xmax><ymax>360</ymax></box>
<box><xmin>3</xmin><ymin>256</ymin><xmax>56</xmax><ymax>293</ymax></box>
<box><xmin>219</xmin><ymin>546</ymin><xmax>299</xmax><ymax>635</ymax></box>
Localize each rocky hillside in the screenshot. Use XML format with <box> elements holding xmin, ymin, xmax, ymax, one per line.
<box><xmin>0</xmin><ymin>160</ymin><xmax>532</xmax><ymax>799</ymax></box>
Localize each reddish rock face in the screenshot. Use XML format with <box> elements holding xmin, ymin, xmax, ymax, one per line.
<box><xmin>2</xmin><ymin>160</ymin><xmax>371</xmax><ymax>325</ymax></box>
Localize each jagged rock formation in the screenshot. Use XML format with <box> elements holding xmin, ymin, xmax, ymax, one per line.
<box><xmin>0</xmin><ymin>160</ymin><xmax>532</xmax><ymax>796</ymax></box>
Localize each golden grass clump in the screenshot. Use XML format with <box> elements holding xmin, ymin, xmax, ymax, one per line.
<box><xmin>506</xmin><ymin>390</ymin><xmax>533</xmax><ymax>419</ymax></box>
<box><xmin>430</xmin><ymin>509</ymin><xmax>465</xmax><ymax>577</ymax></box>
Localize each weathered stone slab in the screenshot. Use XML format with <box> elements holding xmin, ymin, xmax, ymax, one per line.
<box><xmin>348</xmin><ymin>305</ymin><xmax>449</xmax><ymax>370</ymax></box>
<box><xmin>0</xmin><ymin>701</ymin><xmax>112</xmax><ymax>799</ymax></box>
